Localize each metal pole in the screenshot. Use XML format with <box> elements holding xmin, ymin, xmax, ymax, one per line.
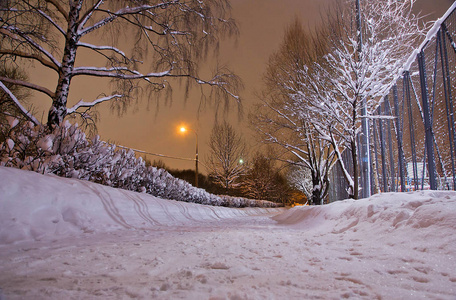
<box><xmin>393</xmin><ymin>84</ymin><xmax>406</xmax><ymax>192</ymax></box>
<box><xmin>356</xmin><ymin>0</ymin><xmax>371</xmax><ymax>198</ymax></box>
<box><xmin>404</xmin><ymin>71</ymin><xmax>419</xmax><ymax>190</ymax></box>
<box><xmin>418</xmin><ymin>50</ymin><xmax>437</xmax><ymax>190</ymax></box>
<box><xmin>385</xmin><ymin>98</ymin><xmax>396</xmax><ymax>192</ymax></box>
<box><xmin>355</xmin><ymin>0</ymin><xmax>363</xmax><ymax>54</ymax></box>
<box><xmin>379</xmin><ymin>102</ymin><xmax>388</xmax><ymax>192</ymax></box>
<box><xmin>440</xmin><ymin>27</ymin><xmax>456</xmax><ymax>190</ymax></box>
<box><xmin>195</xmin><ymin>131</ymin><xmax>198</xmax><ymax>188</ymax></box>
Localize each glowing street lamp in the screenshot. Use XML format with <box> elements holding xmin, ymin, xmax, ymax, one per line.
<box><xmin>179</xmin><ymin>125</ymin><xmax>199</xmax><ymax>188</ymax></box>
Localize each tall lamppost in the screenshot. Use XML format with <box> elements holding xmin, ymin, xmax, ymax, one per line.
<box><xmin>179</xmin><ymin>126</ymin><xmax>199</xmax><ymax>188</ymax></box>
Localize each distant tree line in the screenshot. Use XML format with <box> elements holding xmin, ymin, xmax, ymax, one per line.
<box><xmin>147</xmin><ymin>122</ymin><xmax>308</xmax><ymax>206</ymax></box>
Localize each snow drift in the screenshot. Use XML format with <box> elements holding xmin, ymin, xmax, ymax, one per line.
<box><xmin>274</xmin><ymin>190</ymin><xmax>456</xmax><ymax>234</ymax></box>
<box><xmin>0</xmin><ymin>119</ymin><xmax>278</xmax><ymax>208</ymax></box>
<box><xmin>0</xmin><ymin>167</ymin><xmax>282</xmax><ymax>245</ymax></box>
<box><xmin>1</xmin><ymin>166</ymin><xmax>456</xmax><ymax>299</ymax></box>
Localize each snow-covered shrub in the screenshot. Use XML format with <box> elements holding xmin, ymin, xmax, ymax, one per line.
<box><xmin>0</xmin><ymin>119</ymin><xmax>279</xmax><ymax>208</ymax></box>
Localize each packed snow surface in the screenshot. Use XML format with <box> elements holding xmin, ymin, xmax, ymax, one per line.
<box><xmin>1</xmin><ymin>166</ymin><xmax>456</xmax><ymax>299</ymax></box>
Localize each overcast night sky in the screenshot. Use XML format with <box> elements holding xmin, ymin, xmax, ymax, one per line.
<box><xmin>27</xmin><ymin>0</ymin><xmax>454</xmax><ymax>173</ymax></box>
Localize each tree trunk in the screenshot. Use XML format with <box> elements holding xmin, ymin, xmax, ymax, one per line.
<box><xmin>311</xmin><ymin>170</ymin><xmax>322</xmax><ymax>205</ymax></box>
<box><xmin>331</xmin><ymin>134</ymin><xmax>355</xmax><ymax>200</ymax></box>
<box><xmin>47</xmin><ymin>2</ymin><xmax>82</xmax><ymax>128</ymax></box>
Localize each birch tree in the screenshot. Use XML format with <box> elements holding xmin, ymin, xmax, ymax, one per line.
<box><xmin>206</xmin><ymin>121</ymin><xmax>246</xmax><ymax>193</ymax></box>
<box><xmin>286</xmin><ymin>0</ymin><xmax>425</xmax><ymax>199</ymax></box>
<box><xmin>253</xmin><ymin>19</ymin><xmax>336</xmax><ymax>205</ymax></box>
<box><xmin>0</xmin><ymin>0</ymin><xmax>241</xmax><ymax>128</ymax></box>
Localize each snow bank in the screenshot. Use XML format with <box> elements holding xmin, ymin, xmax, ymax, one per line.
<box><xmin>274</xmin><ymin>190</ymin><xmax>456</xmax><ymax>235</ymax></box>
<box><xmin>0</xmin><ymin>120</ymin><xmax>279</xmax><ymax>208</ymax></box>
<box><xmin>0</xmin><ymin>167</ymin><xmax>282</xmax><ymax>245</ymax></box>
<box><xmin>1</xmin><ymin>167</ymin><xmax>456</xmax><ymax>299</ymax></box>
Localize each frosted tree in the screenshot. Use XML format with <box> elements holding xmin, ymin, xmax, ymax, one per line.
<box><xmin>253</xmin><ymin>19</ymin><xmax>336</xmax><ymax>205</ymax></box>
<box><xmin>0</xmin><ymin>0</ymin><xmax>241</xmax><ymax>128</ymax></box>
<box><xmin>286</xmin><ymin>0</ymin><xmax>425</xmax><ymax>199</ymax></box>
<box><xmin>206</xmin><ymin>121</ymin><xmax>246</xmax><ymax>193</ymax></box>
<box><xmin>287</xmin><ymin>166</ymin><xmax>312</xmax><ymax>204</ymax></box>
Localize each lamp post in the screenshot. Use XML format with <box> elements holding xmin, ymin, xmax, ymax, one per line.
<box><xmin>179</xmin><ymin>126</ymin><xmax>199</xmax><ymax>188</ymax></box>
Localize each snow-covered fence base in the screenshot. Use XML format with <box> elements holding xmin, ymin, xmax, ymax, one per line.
<box><xmin>0</xmin><ymin>119</ymin><xmax>279</xmax><ymax>208</ymax></box>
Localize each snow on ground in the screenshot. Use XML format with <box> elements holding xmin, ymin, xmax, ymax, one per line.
<box><xmin>0</xmin><ymin>166</ymin><xmax>456</xmax><ymax>299</ymax></box>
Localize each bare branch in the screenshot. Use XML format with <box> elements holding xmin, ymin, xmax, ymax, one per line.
<box><xmin>78</xmin><ymin>1</ymin><xmax>179</xmax><ymax>36</ymax></box>
<box><xmin>46</xmin><ymin>0</ymin><xmax>69</xmax><ymax>22</ymax></box>
<box><xmin>0</xmin><ymin>49</ymin><xmax>59</xmax><ymax>72</ymax></box>
<box><xmin>0</xmin><ymin>76</ymin><xmax>55</xmax><ymax>98</ymax></box>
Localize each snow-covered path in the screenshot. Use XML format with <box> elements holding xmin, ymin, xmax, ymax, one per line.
<box><xmin>1</xmin><ymin>167</ymin><xmax>456</xmax><ymax>299</ymax></box>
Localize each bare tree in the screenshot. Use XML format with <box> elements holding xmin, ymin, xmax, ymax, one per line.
<box><xmin>252</xmin><ymin>19</ymin><xmax>336</xmax><ymax>205</ymax></box>
<box><xmin>206</xmin><ymin>121</ymin><xmax>246</xmax><ymax>193</ymax></box>
<box><xmin>285</xmin><ymin>0</ymin><xmax>426</xmax><ymax>199</ymax></box>
<box><xmin>0</xmin><ymin>0</ymin><xmax>241</xmax><ymax>128</ymax></box>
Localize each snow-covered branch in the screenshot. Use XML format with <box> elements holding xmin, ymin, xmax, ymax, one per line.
<box><xmin>72</xmin><ymin>66</ymin><xmax>172</xmax><ymax>79</ymax></box>
<box><xmin>77</xmin><ymin>42</ymin><xmax>129</xmax><ymax>61</ymax></box>
<box><xmin>66</xmin><ymin>94</ymin><xmax>124</xmax><ymax>114</ymax></box>
<box><xmin>0</xmin><ymin>80</ymin><xmax>40</xmax><ymax>125</ymax></box>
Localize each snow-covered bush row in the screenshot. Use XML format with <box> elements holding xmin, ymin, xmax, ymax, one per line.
<box><xmin>0</xmin><ymin>118</ymin><xmax>279</xmax><ymax>208</ymax></box>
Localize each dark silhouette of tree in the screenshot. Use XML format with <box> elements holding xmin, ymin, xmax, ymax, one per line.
<box><xmin>206</xmin><ymin>121</ymin><xmax>246</xmax><ymax>194</ymax></box>
<box><xmin>241</xmin><ymin>152</ymin><xmax>290</xmax><ymax>204</ymax></box>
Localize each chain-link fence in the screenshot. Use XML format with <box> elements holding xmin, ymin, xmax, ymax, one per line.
<box><xmin>329</xmin><ymin>4</ymin><xmax>456</xmax><ymax>201</ymax></box>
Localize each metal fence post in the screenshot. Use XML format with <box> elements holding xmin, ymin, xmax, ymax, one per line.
<box><xmin>418</xmin><ymin>50</ymin><xmax>437</xmax><ymax>190</ymax></box>
<box><xmin>440</xmin><ymin>27</ymin><xmax>456</xmax><ymax>190</ymax></box>
<box><xmin>393</xmin><ymin>84</ymin><xmax>406</xmax><ymax>192</ymax></box>
<box><xmin>404</xmin><ymin>72</ymin><xmax>419</xmax><ymax>190</ymax></box>
<box><xmin>385</xmin><ymin>98</ymin><xmax>396</xmax><ymax>192</ymax></box>
<box><xmin>378</xmin><ymin>101</ymin><xmax>388</xmax><ymax>192</ymax></box>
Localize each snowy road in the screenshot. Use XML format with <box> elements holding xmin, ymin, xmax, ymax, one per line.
<box><xmin>1</xmin><ymin>210</ymin><xmax>456</xmax><ymax>300</ymax></box>
<box><xmin>1</xmin><ymin>167</ymin><xmax>456</xmax><ymax>299</ymax></box>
